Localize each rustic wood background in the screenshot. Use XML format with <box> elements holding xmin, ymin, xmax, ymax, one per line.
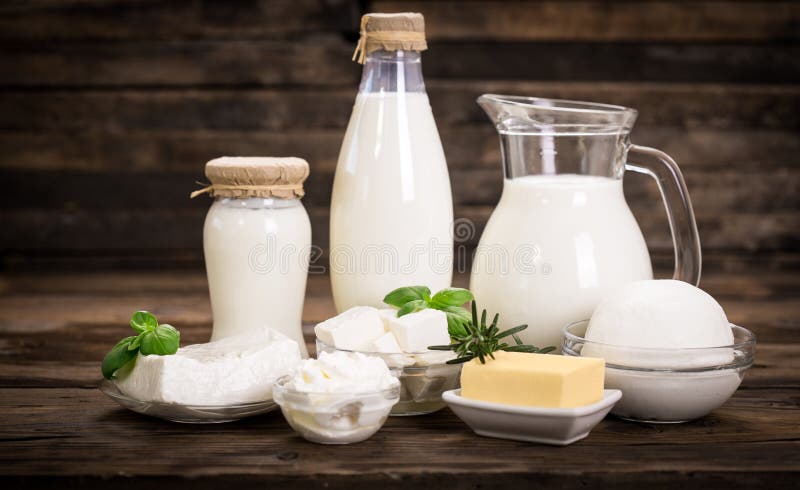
<box><xmin>1</xmin><ymin>0</ymin><xmax>798</xmax><ymax>271</ymax></box>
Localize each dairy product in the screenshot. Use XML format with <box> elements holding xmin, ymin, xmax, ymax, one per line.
<box><xmin>378</xmin><ymin>308</ymin><xmax>398</xmax><ymax>329</ymax></box>
<box><xmin>470</xmin><ymin>174</ymin><xmax>653</xmax><ymax>351</ymax></box>
<box><xmin>573</xmin><ymin>280</ymin><xmax>742</xmax><ymax>422</ymax></box>
<box><xmin>461</xmin><ymin>351</ymin><xmax>604</xmax><ymax>408</ymax></box>
<box><xmin>273</xmin><ymin>351</ymin><xmax>400</xmax><ymax>444</ymax></box>
<box><xmin>371</xmin><ymin>331</ymin><xmax>403</xmax><ymax>354</ymax></box>
<box><xmin>115</xmin><ymin>328</ymin><xmax>302</xmax><ymax>405</ymax></box>
<box><xmin>204</xmin><ymin>197</ymin><xmax>311</xmax><ymax>355</ymax></box>
<box><xmin>287</xmin><ymin>351</ymin><xmax>398</xmax><ymax>393</ymax></box>
<box><xmin>330</xmin><ymin>92</ymin><xmax>454</xmax><ymax>311</ymax></box>
<box><xmin>314</xmin><ymin>306</ymin><xmax>386</xmax><ymax>351</ymax></box>
<box><xmin>386</xmin><ymin>309</ymin><xmax>450</xmax><ymax>352</ymax></box>
<box><xmin>313</xmin><ymin>306</ymin><xmax>456</xmax><ymax>415</ymax></box>
<box><xmin>605</xmin><ymin>368</ymin><xmax>743</xmax><ymax>422</ymax></box>
<box><xmin>584</xmin><ymin>280</ymin><xmax>734</xmax><ymax>368</ymax></box>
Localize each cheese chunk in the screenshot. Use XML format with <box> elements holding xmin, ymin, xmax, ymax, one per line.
<box><xmin>115</xmin><ymin>327</ymin><xmax>301</xmax><ymax>405</ymax></box>
<box><xmin>386</xmin><ymin>309</ymin><xmax>450</xmax><ymax>352</ymax></box>
<box><xmin>377</xmin><ymin>308</ymin><xmax>398</xmax><ymax>331</ymax></box>
<box><xmin>314</xmin><ymin>306</ymin><xmax>385</xmax><ymax>350</ymax></box>
<box><xmin>371</xmin><ymin>331</ymin><xmax>403</xmax><ymax>354</ymax></box>
<box><xmin>461</xmin><ymin>351</ymin><xmax>604</xmax><ymax>408</ymax></box>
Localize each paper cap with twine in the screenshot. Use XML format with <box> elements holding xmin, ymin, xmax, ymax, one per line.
<box><xmin>352</xmin><ymin>12</ymin><xmax>427</xmax><ymax>64</ymax></box>
<box><xmin>190</xmin><ymin>157</ymin><xmax>309</xmax><ymax>199</ymax></box>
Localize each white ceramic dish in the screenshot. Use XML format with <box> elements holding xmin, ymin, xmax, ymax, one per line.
<box><xmin>99</xmin><ymin>379</ymin><xmax>278</xmax><ymax>423</ymax></box>
<box><xmin>443</xmin><ymin>388</ymin><xmax>621</xmax><ymax>446</ymax></box>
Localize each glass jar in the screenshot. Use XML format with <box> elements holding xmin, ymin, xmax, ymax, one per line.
<box><xmin>198</xmin><ymin>157</ymin><xmax>311</xmax><ymax>356</ymax></box>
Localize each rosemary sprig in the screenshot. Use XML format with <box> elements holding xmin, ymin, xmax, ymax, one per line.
<box><xmin>429</xmin><ymin>301</ymin><xmax>556</xmax><ymax>364</ymax></box>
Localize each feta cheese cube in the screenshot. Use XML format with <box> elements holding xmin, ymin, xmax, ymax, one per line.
<box><xmin>371</xmin><ymin>331</ymin><xmax>402</xmax><ymax>354</ymax></box>
<box><xmin>386</xmin><ymin>309</ymin><xmax>450</xmax><ymax>353</ymax></box>
<box><xmin>377</xmin><ymin>308</ymin><xmax>398</xmax><ymax>331</ymax></box>
<box><xmin>314</xmin><ymin>306</ymin><xmax>385</xmax><ymax>351</ymax></box>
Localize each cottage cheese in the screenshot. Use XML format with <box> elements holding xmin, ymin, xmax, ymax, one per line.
<box><xmin>115</xmin><ymin>327</ymin><xmax>302</xmax><ymax>405</ymax></box>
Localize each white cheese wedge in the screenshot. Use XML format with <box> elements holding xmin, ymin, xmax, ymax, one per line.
<box><xmin>371</xmin><ymin>331</ymin><xmax>403</xmax><ymax>354</ymax></box>
<box><xmin>386</xmin><ymin>309</ymin><xmax>450</xmax><ymax>353</ymax></box>
<box><xmin>377</xmin><ymin>308</ymin><xmax>398</xmax><ymax>331</ymax></box>
<box><xmin>314</xmin><ymin>306</ymin><xmax>385</xmax><ymax>350</ymax></box>
<box><xmin>114</xmin><ymin>327</ymin><xmax>301</xmax><ymax>405</ymax></box>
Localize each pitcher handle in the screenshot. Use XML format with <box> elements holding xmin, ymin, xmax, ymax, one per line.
<box><xmin>625</xmin><ymin>144</ymin><xmax>702</xmax><ymax>286</ymax></box>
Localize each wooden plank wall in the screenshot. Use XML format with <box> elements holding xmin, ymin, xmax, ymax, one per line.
<box><xmin>1</xmin><ymin>0</ymin><xmax>798</xmax><ymax>271</ymax></box>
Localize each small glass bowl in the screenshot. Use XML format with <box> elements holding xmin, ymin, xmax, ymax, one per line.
<box><xmin>562</xmin><ymin>321</ymin><xmax>756</xmax><ymax>423</ymax></box>
<box><xmin>315</xmin><ymin>339</ymin><xmax>462</xmax><ymax>416</ymax></box>
<box><xmin>272</xmin><ymin>374</ymin><xmax>400</xmax><ymax>444</ymax></box>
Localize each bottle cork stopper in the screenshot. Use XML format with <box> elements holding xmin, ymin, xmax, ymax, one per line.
<box><xmin>352</xmin><ymin>12</ymin><xmax>428</xmax><ymax>64</ymax></box>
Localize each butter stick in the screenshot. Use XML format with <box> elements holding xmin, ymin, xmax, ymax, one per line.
<box><xmin>460</xmin><ymin>351</ymin><xmax>604</xmax><ymax>408</ymax></box>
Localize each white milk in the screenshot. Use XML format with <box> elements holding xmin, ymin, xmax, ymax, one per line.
<box><xmin>330</xmin><ymin>92</ymin><xmax>453</xmax><ymax>311</ymax></box>
<box><xmin>470</xmin><ymin>174</ymin><xmax>653</xmax><ymax>350</ymax></box>
<box><xmin>204</xmin><ymin>197</ymin><xmax>311</xmax><ymax>356</ymax></box>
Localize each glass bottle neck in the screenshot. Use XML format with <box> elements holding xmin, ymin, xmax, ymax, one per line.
<box><xmin>359</xmin><ymin>49</ymin><xmax>426</xmax><ymax>94</ymax></box>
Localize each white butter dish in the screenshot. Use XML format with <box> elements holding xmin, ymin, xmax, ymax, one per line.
<box><xmin>443</xmin><ymin>388</ymin><xmax>621</xmax><ymax>446</ymax></box>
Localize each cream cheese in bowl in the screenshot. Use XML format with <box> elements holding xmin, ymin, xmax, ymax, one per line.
<box><xmin>273</xmin><ymin>351</ymin><xmax>400</xmax><ymax>444</ymax></box>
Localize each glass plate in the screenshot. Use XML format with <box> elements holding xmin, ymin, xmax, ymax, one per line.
<box><xmin>99</xmin><ymin>379</ymin><xmax>278</xmax><ymax>423</ymax></box>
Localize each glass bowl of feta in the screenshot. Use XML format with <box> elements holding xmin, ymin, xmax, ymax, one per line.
<box><xmin>273</xmin><ymin>351</ymin><xmax>401</xmax><ymax>444</ymax></box>
<box><xmin>315</xmin><ymin>339</ymin><xmax>461</xmax><ymax>416</ymax></box>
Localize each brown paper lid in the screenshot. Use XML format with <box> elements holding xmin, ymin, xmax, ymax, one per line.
<box><xmin>191</xmin><ymin>157</ymin><xmax>309</xmax><ymax>199</ymax></box>
<box><xmin>352</xmin><ymin>12</ymin><xmax>427</xmax><ymax>64</ymax></box>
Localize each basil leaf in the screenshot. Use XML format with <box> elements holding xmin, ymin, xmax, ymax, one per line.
<box><xmin>397</xmin><ymin>299</ymin><xmax>428</xmax><ymax>317</ymax></box>
<box><xmin>383</xmin><ymin>286</ymin><xmax>431</xmax><ymax>308</ymax></box>
<box><xmin>430</xmin><ymin>288</ymin><xmax>474</xmax><ymax>308</ymax></box>
<box><xmin>130</xmin><ymin>310</ymin><xmax>158</xmax><ymax>334</ymax></box>
<box><xmin>139</xmin><ymin>324</ymin><xmax>180</xmax><ymax>356</ymax></box>
<box><xmin>440</xmin><ymin>305</ymin><xmax>471</xmax><ymax>337</ymax></box>
<box><xmin>128</xmin><ymin>335</ymin><xmax>142</xmax><ymax>350</ymax></box>
<box><xmin>101</xmin><ymin>336</ymin><xmax>139</xmax><ymax>379</ymax></box>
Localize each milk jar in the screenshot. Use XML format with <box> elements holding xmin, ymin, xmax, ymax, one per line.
<box><xmin>194</xmin><ymin>157</ymin><xmax>312</xmax><ymax>357</ymax></box>
<box><xmin>471</xmin><ymin>95</ymin><xmax>702</xmax><ymax>351</ymax></box>
<box><xmin>330</xmin><ymin>13</ymin><xmax>454</xmax><ymax>311</ymax></box>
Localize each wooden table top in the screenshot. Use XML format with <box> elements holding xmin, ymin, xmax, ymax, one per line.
<box><xmin>1</xmin><ymin>255</ymin><xmax>798</xmax><ymax>489</ymax></box>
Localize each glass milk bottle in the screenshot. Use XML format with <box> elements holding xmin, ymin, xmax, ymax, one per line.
<box><xmin>471</xmin><ymin>96</ymin><xmax>701</xmax><ymax>352</ymax></box>
<box><xmin>193</xmin><ymin>157</ymin><xmax>312</xmax><ymax>356</ymax></box>
<box><xmin>330</xmin><ymin>12</ymin><xmax>454</xmax><ymax>312</ymax></box>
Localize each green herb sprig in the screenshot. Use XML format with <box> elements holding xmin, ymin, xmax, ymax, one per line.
<box><xmin>383</xmin><ymin>286</ymin><xmax>474</xmax><ymax>336</ymax></box>
<box><xmin>101</xmin><ymin>311</ymin><xmax>180</xmax><ymax>379</ymax></box>
<box><xmin>429</xmin><ymin>301</ymin><xmax>556</xmax><ymax>364</ymax></box>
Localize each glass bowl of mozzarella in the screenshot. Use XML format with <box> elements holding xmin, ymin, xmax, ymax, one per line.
<box><xmin>561</xmin><ymin>280</ymin><xmax>756</xmax><ymax>423</ymax></box>
<box><xmin>562</xmin><ymin>320</ymin><xmax>755</xmax><ymax>423</ymax></box>
<box><xmin>314</xmin><ymin>306</ymin><xmax>462</xmax><ymax>416</ymax></box>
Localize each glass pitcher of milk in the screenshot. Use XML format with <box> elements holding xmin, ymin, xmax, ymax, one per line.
<box><xmin>330</xmin><ymin>13</ymin><xmax>453</xmax><ymax>311</ymax></box>
<box><xmin>471</xmin><ymin>95</ymin><xmax>701</xmax><ymax>350</ymax></box>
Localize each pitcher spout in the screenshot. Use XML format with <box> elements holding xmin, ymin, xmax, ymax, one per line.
<box><xmin>477</xmin><ymin>94</ymin><xmax>637</xmax><ymax>135</ymax></box>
